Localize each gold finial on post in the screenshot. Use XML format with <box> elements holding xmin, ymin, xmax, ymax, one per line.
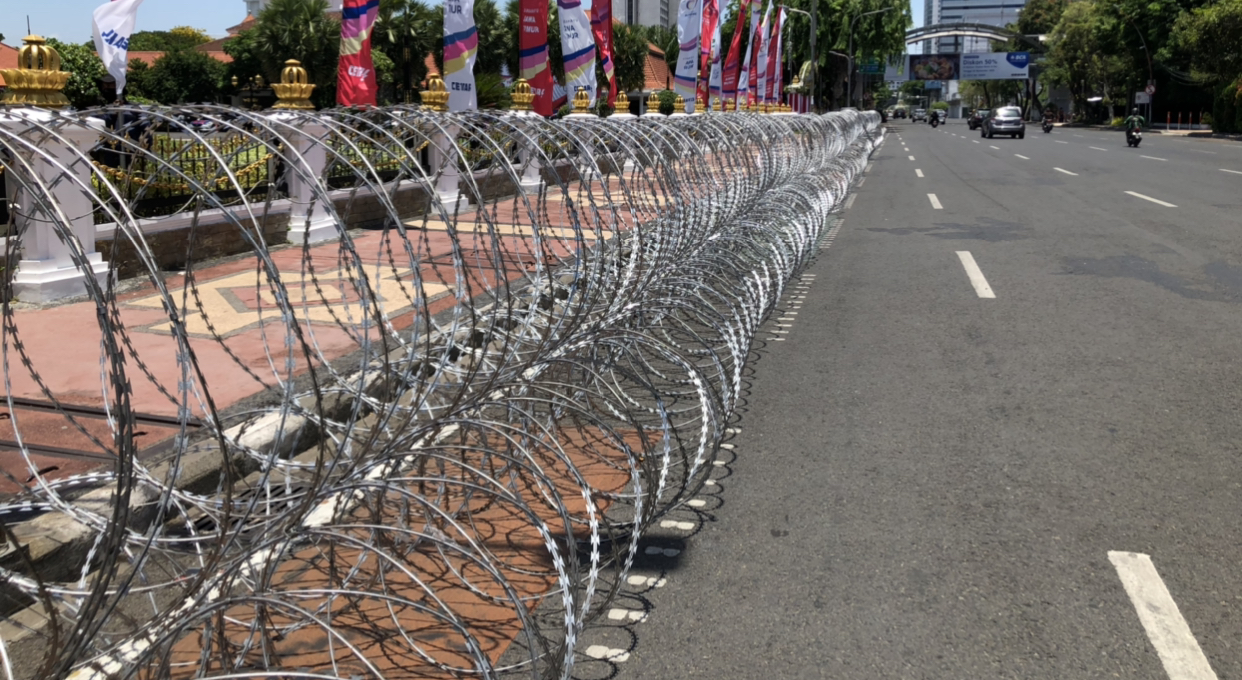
<box><xmin>616</xmin><ymin>89</ymin><xmax>629</xmax><ymax>110</ymax></box>
<box><xmin>573</xmin><ymin>86</ymin><xmax>591</xmax><ymax>114</ymax></box>
<box><xmin>647</xmin><ymin>91</ymin><xmax>661</xmax><ymax>114</ymax></box>
<box><xmin>0</xmin><ymin>35</ymin><xmax>71</xmax><ymax>109</ymax></box>
<box><xmin>422</xmin><ymin>73</ymin><xmax>449</xmax><ymax>112</ymax></box>
<box><xmin>673</xmin><ymin>94</ymin><xmax>685</xmax><ymax>112</ymax></box>
<box><xmin>510</xmin><ymin>77</ymin><xmax>534</xmax><ymax>111</ymax></box>
<box><xmin>272</xmin><ymin>59</ymin><xmax>316</xmax><ymax>110</ymax></box>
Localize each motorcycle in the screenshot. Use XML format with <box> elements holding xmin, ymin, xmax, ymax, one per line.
<box><xmin>1126</xmin><ymin>126</ymin><xmax>1142</xmax><ymax>147</ymax></box>
<box><xmin>930</xmin><ymin>116</ymin><xmax>939</xmax><ymax>128</ymax></box>
<box><xmin>1042</xmin><ymin>120</ymin><xmax>1053</xmax><ymax>133</ymax></box>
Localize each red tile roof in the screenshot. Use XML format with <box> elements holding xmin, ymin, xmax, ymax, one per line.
<box><xmin>643</xmin><ymin>43</ymin><xmax>670</xmax><ymax>92</ymax></box>
<box><xmin>0</xmin><ymin>43</ymin><xmax>18</xmax><ymax>88</ymax></box>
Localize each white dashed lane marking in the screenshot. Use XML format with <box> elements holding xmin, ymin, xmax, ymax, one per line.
<box><xmin>1054</xmin><ymin>167</ymin><xmax>1078</xmax><ymax>176</ymax></box>
<box><xmin>908</xmin><ymin>155</ymin><xmax>916</xmax><ymax>161</ymax></box>
<box><xmin>1221</xmin><ymin>169</ymin><xmax>1242</xmax><ymax>175</ymax></box>
<box><xmin>1090</xmin><ymin>146</ymin><xmax>1108</xmax><ymax>151</ymax></box>
<box><xmin>1125</xmin><ymin>191</ymin><xmax>1178</xmax><ymax>208</ymax></box>
<box><xmin>1141</xmin><ymin>155</ymin><xmax>1167</xmax><ymax>161</ymax></box>
<box><xmin>928</xmin><ymin>194</ymin><xmax>943</xmax><ymax>210</ymax></box>
<box><xmin>916</xmin><ymin>168</ymin><xmax>924</xmax><ymax>177</ymax></box>
<box><xmin>989</xmin><ymin>145</ymin><xmax>1000</xmax><ymax>149</ymax></box>
<box><xmin>1109</xmin><ymin>551</ymin><xmax>1220</xmax><ymax>680</ymax></box>
<box><xmin>1015</xmin><ymin>154</ymin><xmax>1029</xmax><ymax>159</ymax></box>
<box><xmin>1056</xmin><ymin>140</ymin><xmax>1069</xmax><ymax>144</ymax></box>
<box><xmin>956</xmin><ymin>251</ymin><xmax>996</xmax><ymax>299</ymax></box>
<box><xmin>585</xmin><ymin>645</ymin><xmax>631</xmax><ymax>662</ymax></box>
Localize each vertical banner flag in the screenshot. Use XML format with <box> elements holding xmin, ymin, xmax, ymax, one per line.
<box><xmin>738</xmin><ymin>3</ymin><xmax>760</xmax><ymax>104</ymax></box>
<box><xmin>674</xmin><ymin>0</ymin><xmax>703</xmax><ymax>111</ymax></box>
<box><xmin>92</xmin><ymin>0</ymin><xmax>145</xmax><ymax>97</ymax></box>
<box><xmin>764</xmin><ymin>7</ymin><xmax>783</xmax><ymax>102</ymax></box>
<box><xmin>559</xmin><ymin>0</ymin><xmax>598</xmax><ymax>106</ymax></box>
<box><xmin>443</xmin><ymin>0</ymin><xmax>478</xmax><ymax>111</ymax></box>
<box><xmin>721</xmin><ymin>0</ymin><xmax>752</xmax><ymax>105</ymax></box>
<box><xmin>747</xmin><ymin>2</ymin><xmax>767</xmax><ymax>104</ymax></box>
<box><xmin>708</xmin><ymin>16</ymin><xmax>723</xmax><ymax>104</ymax></box>
<box><xmin>590</xmin><ymin>0</ymin><xmax>617</xmax><ymax>107</ymax></box>
<box><xmin>697</xmin><ymin>0</ymin><xmax>719</xmax><ymax>106</ymax></box>
<box><xmin>338</xmin><ymin>0</ymin><xmax>380</xmax><ymax>106</ymax></box>
<box><xmin>518</xmin><ymin>0</ymin><xmax>552</xmax><ymax>115</ymax></box>
<box><xmin>755</xmin><ymin>0</ymin><xmax>773</xmax><ymax>104</ymax></box>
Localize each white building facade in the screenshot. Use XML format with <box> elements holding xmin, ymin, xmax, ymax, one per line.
<box><xmin>923</xmin><ymin>0</ymin><xmax>1028</xmax><ymax>53</ymax></box>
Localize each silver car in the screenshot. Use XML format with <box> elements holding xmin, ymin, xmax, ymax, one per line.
<box><xmin>983</xmin><ymin>106</ymin><xmax>1025</xmax><ymax>139</ymax></box>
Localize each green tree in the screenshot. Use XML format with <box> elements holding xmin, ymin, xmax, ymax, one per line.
<box><xmin>45</xmin><ymin>38</ymin><xmax>107</xmax><ymax>109</ymax></box>
<box><xmin>143</xmin><ymin>49</ymin><xmax>227</xmax><ymax>104</ymax></box>
<box><xmin>125</xmin><ymin>58</ymin><xmax>152</xmax><ymax>100</ymax></box>
<box><xmin>250</xmin><ymin>0</ymin><xmax>341</xmax><ymax>107</ymax></box>
<box><xmin>1043</xmin><ymin>0</ymin><xmax>1130</xmax><ymax>119</ymax></box>
<box><xmin>610</xmin><ymin>22</ymin><xmax>650</xmax><ymax>93</ymax></box>
<box><xmin>128</xmin><ymin>27</ymin><xmax>212</xmax><ymax>52</ymax></box>
<box><xmin>373</xmin><ymin>0</ymin><xmax>438</xmax><ymax>101</ymax></box>
<box><xmin>1171</xmin><ymin>0</ymin><xmax>1242</xmax><ymax>131</ymax></box>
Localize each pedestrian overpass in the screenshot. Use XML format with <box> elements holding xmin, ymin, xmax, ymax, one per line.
<box><xmin>904</xmin><ymin>22</ymin><xmax>1042</xmax><ymax>49</ymax></box>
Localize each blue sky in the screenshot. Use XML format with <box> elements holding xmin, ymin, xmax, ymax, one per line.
<box><xmin>3</xmin><ymin>0</ymin><xmax>925</xmax><ymax>47</ymax></box>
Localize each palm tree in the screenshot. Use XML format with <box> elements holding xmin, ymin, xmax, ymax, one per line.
<box><xmin>253</xmin><ymin>0</ymin><xmax>341</xmax><ymax>105</ymax></box>
<box><xmin>374</xmin><ymin>0</ymin><xmax>438</xmax><ymax>100</ymax></box>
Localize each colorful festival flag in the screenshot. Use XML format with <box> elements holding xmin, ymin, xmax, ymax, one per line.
<box><xmin>738</xmin><ymin>3</ymin><xmax>759</xmax><ymax>104</ymax></box>
<box><xmin>720</xmin><ymin>0</ymin><xmax>752</xmax><ymax>104</ymax></box>
<box><xmin>559</xmin><ymin>0</ymin><xmax>598</xmax><ymax>107</ymax></box>
<box><xmin>754</xmin><ymin>0</ymin><xmax>773</xmax><ymax>104</ymax></box>
<box><xmin>337</xmin><ymin>0</ymin><xmax>380</xmax><ymax>106</ymax></box>
<box><xmin>674</xmin><ymin>0</ymin><xmax>702</xmax><ymax>111</ymax></box>
<box><xmin>518</xmin><ymin>0</ymin><xmax>552</xmax><ymax>115</ymax></box>
<box><xmin>697</xmin><ymin>0</ymin><xmax>718</xmax><ymax>106</ymax></box>
<box><xmin>707</xmin><ymin>13</ymin><xmax>723</xmax><ymax>104</ymax></box>
<box><xmin>92</xmin><ymin>0</ymin><xmax>145</xmax><ymax>97</ymax></box>
<box><xmin>590</xmin><ymin>0</ymin><xmax>617</xmax><ymax>107</ymax></box>
<box><xmin>443</xmin><ymin>0</ymin><xmax>479</xmax><ymax>111</ymax></box>
<box><xmin>764</xmin><ymin>7</ymin><xmax>783</xmax><ymax>103</ymax></box>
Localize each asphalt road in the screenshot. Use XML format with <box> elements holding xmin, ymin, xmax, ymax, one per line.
<box><xmin>593</xmin><ymin>119</ymin><xmax>1242</xmax><ymax>680</ymax></box>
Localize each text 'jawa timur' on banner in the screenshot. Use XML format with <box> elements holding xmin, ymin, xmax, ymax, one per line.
<box><xmin>338</xmin><ymin>0</ymin><xmax>380</xmax><ymax>106</ymax></box>
<box><xmin>559</xmin><ymin>0</ymin><xmax>598</xmax><ymax>106</ymax></box>
<box><xmin>518</xmin><ymin>0</ymin><xmax>552</xmax><ymax>115</ymax></box>
<box><xmin>443</xmin><ymin>0</ymin><xmax>479</xmax><ymax>110</ymax></box>
<box><xmin>92</xmin><ymin>0</ymin><xmax>145</xmax><ymax>96</ymax></box>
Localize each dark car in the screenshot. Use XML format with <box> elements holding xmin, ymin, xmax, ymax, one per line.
<box><xmin>982</xmin><ymin>106</ymin><xmax>1025</xmax><ymax>139</ymax></box>
<box><xmin>912</xmin><ymin>108</ymin><xmax>927</xmax><ymax>122</ymax></box>
<box><xmin>968</xmin><ymin>109</ymin><xmax>990</xmax><ymax>130</ymax></box>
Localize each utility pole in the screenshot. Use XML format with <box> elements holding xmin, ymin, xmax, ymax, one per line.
<box><xmin>847</xmin><ymin>7</ymin><xmax>894</xmax><ymax>109</ymax></box>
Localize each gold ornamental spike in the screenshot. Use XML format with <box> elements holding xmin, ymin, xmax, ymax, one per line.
<box><xmin>422</xmin><ymin>73</ymin><xmax>449</xmax><ymax>112</ymax></box>
<box><xmin>0</xmin><ymin>35</ymin><xmax>71</xmax><ymax>109</ymax></box>
<box><xmin>510</xmin><ymin>77</ymin><xmax>534</xmax><ymax>112</ymax></box>
<box><xmin>573</xmin><ymin>86</ymin><xmax>591</xmax><ymax>114</ymax></box>
<box><xmin>674</xmin><ymin>94</ymin><xmax>685</xmax><ymax>111</ymax></box>
<box><xmin>616</xmin><ymin>89</ymin><xmax>629</xmax><ymax>110</ymax></box>
<box><xmin>647</xmin><ymin>91</ymin><xmax>661</xmax><ymax>114</ymax></box>
<box><xmin>272</xmin><ymin>59</ymin><xmax>316</xmax><ymax>110</ymax></box>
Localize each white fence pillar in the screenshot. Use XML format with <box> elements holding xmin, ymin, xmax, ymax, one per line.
<box><xmin>430</xmin><ymin>124</ymin><xmax>469</xmax><ymax>214</ymax></box>
<box><xmin>275</xmin><ymin>115</ymin><xmax>339</xmax><ymax>245</ymax></box>
<box><xmin>0</xmin><ymin>111</ymin><xmax>108</xmax><ymax>304</ymax></box>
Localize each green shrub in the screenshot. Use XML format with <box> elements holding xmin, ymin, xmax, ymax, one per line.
<box><xmin>657</xmin><ymin>89</ymin><xmax>677</xmax><ymax>116</ymax></box>
<box><xmin>930</xmin><ymin>101</ymin><xmax>949</xmax><ymax>111</ymax></box>
<box><xmin>1110</xmin><ymin>116</ymin><xmax>1126</xmax><ymax>127</ymax></box>
<box><xmin>1210</xmin><ymin>80</ymin><xmax>1242</xmax><ymax>134</ymax></box>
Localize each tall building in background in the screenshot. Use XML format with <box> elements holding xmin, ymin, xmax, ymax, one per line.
<box><xmin>923</xmin><ymin>0</ymin><xmax>1026</xmax><ymax>53</ymax></box>
<box><xmin>614</xmin><ymin>0</ymin><xmax>675</xmax><ymax>28</ymax></box>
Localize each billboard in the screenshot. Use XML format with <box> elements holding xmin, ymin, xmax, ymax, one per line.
<box><xmin>894</xmin><ymin>53</ymin><xmax>1032</xmax><ymax>81</ymax></box>
<box><xmin>960</xmin><ymin>52</ymin><xmax>1030</xmax><ymax>80</ymax></box>
<box><xmin>909</xmin><ymin>54</ymin><xmax>960</xmax><ymax>81</ymax></box>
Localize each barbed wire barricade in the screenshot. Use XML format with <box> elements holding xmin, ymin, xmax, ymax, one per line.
<box><xmin>0</xmin><ymin>105</ymin><xmax>881</xmax><ymax>680</ymax></box>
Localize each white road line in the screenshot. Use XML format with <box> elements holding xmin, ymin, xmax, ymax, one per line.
<box><xmin>1054</xmin><ymin>167</ymin><xmax>1078</xmax><ymax>175</ymax></box>
<box><xmin>956</xmin><ymin>251</ymin><xmax>996</xmax><ymax>299</ymax></box>
<box><xmin>1108</xmin><ymin>551</ymin><xmax>1219</xmax><ymax>680</ymax></box>
<box><xmin>989</xmin><ymin>145</ymin><xmax>1000</xmax><ymax>149</ymax></box>
<box><xmin>1197</xmin><ymin>150</ymin><xmax>1217</xmax><ymax>155</ymax></box>
<box><xmin>1141</xmin><ymin>155</ymin><xmax>1168</xmax><ymax>161</ymax></box>
<box><xmin>1125</xmin><ymin>190</ymin><xmax>1178</xmax><ymax>207</ymax></box>
<box><xmin>1090</xmin><ymin>146</ymin><xmax>1108</xmax><ymax>151</ymax></box>
<box><xmin>928</xmin><ymin>193</ymin><xmax>943</xmax><ymax>210</ymax></box>
<box><xmin>908</xmin><ymin>155</ymin><xmax>916</xmax><ymax>161</ymax></box>
<box><xmin>858</xmin><ymin>177</ymin><xmax>866</xmax><ymax>186</ymax></box>
<box><xmin>844</xmin><ymin>194</ymin><xmax>856</xmax><ymax>210</ymax></box>
<box><xmin>1015</xmin><ymin>154</ymin><xmax>1030</xmax><ymax>159</ymax></box>
<box><xmin>972</xmin><ymin>140</ymin><xmax>981</xmax><ymax>144</ymax></box>
<box><xmin>915</xmin><ymin>168</ymin><xmax>924</xmax><ymax>177</ymax></box>
<box><xmin>1073</xmin><ymin>134</ymin><xmax>1084</xmax><ymax>137</ymax></box>
<box><xmin>1056</xmin><ymin>140</ymin><xmax>1068</xmax><ymax>144</ymax></box>
<box><xmin>1220</xmin><ymin>169</ymin><xmax>1242</xmax><ymax>175</ymax></box>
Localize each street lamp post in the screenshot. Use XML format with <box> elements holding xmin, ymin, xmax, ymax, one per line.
<box><xmin>847</xmin><ymin>6</ymin><xmax>894</xmax><ymax>109</ymax></box>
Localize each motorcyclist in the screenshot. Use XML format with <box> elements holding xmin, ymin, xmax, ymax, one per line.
<box><xmin>1124</xmin><ymin>107</ymin><xmax>1146</xmax><ymax>132</ymax></box>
